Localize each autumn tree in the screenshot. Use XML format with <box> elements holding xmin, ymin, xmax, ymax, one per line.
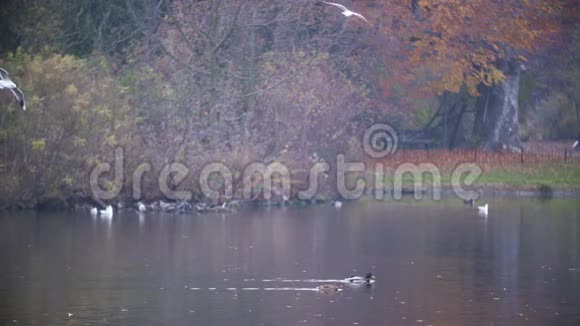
<box><xmin>506</xmin><ymin>1</ymin><xmax>579</xmax><ymax>141</ymax></box>
<box><xmin>150</xmin><ymin>1</ymin><xmax>365</xmax><ymax>153</ymax></box>
<box><xmin>366</xmin><ymin>0</ymin><xmax>565</xmax><ymax>150</ymax></box>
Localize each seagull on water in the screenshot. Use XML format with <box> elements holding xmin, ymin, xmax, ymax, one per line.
<box><xmin>137</xmin><ymin>202</ymin><xmax>146</xmax><ymax>212</ymax></box>
<box><xmin>477</xmin><ymin>203</ymin><xmax>488</xmax><ymax>215</ymax></box>
<box><xmin>0</xmin><ymin>68</ymin><xmax>26</xmax><ymax>110</ymax></box>
<box><xmin>322</xmin><ymin>1</ymin><xmax>368</xmax><ymax>23</ymax></box>
<box><xmin>100</xmin><ymin>205</ymin><xmax>114</xmax><ymax>218</ymax></box>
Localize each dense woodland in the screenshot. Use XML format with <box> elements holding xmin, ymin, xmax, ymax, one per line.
<box><xmin>0</xmin><ymin>0</ymin><xmax>578</xmax><ymax>207</ymax></box>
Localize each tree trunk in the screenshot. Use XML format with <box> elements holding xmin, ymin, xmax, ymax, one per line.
<box><xmin>243</xmin><ymin>10</ymin><xmax>258</xmax><ymax>147</ymax></box>
<box><xmin>473</xmin><ymin>59</ymin><xmax>522</xmax><ymax>152</ymax></box>
<box><xmin>449</xmin><ymin>102</ymin><xmax>468</xmax><ymax>149</ymax></box>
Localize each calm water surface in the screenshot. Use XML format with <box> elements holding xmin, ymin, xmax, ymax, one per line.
<box><xmin>1</xmin><ymin>199</ymin><xmax>580</xmax><ymax>325</ymax></box>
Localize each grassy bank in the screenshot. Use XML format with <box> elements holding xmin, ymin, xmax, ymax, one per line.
<box><xmin>476</xmin><ymin>165</ymin><xmax>580</xmax><ymax>188</ymax></box>
<box><xmin>379</xmin><ymin>163</ymin><xmax>580</xmax><ymax>192</ymax></box>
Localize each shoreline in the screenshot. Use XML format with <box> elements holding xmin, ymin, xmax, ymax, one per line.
<box><xmin>2</xmin><ymin>183</ymin><xmax>580</xmax><ymax>212</ymax></box>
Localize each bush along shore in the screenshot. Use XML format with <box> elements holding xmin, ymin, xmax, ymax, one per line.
<box><xmin>2</xmin><ymin>160</ymin><xmax>580</xmax><ymax>212</ymax></box>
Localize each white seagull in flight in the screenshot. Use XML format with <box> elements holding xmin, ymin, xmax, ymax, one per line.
<box><xmin>323</xmin><ymin>1</ymin><xmax>368</xmax><ymax>23</ymax></box>
<box><xmin>0</xmin><ymin>68</ymin><xmax>26</xmax><ymax>110</ymax></box>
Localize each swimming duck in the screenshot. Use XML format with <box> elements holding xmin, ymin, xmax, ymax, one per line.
<box><xmin>345</xmin><ymin>273</ymin><xmax>375</xmax><ymax>285</ymax></box>
<box><xmin>90</xmin><ymin>207</ymin><xmax>98</xmax><ymax>217</ymax></box>
<box><xmin>333</xmin><ymin>201</ymin><xmax>343</xmax><ymax>208</ymax></box>
<box><xmin>316</xmin><ymin>284</ymin><xmax>341</xmax><ymax>293</ymax></box>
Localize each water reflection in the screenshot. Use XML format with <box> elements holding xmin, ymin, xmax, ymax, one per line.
<box><xmin>0</xmin><ymin>199</ymin><xmax>579</xmax><ymax>325</ymax></box>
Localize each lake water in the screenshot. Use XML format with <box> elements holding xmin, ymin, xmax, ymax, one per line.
<box><xmin>1</xmin><ymin>199</ymin><xmax>579</xmax><ymax>325</ymax></box>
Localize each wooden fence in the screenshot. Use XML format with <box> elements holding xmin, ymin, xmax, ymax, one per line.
<box><xmin>376</xmin><ymin>147</ymin><xmax>580</xmax><ymax>170</ymax></box>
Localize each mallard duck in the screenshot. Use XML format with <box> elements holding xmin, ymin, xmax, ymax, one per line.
<box><xmin>345</xmin><ymin>273</ymin><xmax>375</xmax><ymax>285</ymax></box>
<box><xmin>316</xmin><ymin>284</ymin><xmax>341</xmax><ymax>293</ymax></box>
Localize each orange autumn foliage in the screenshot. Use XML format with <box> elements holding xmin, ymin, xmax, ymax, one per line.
<box><xmin>362</xmin><ymin>0</ymin><xmax>564</xmax><ymax>96</ymax></box>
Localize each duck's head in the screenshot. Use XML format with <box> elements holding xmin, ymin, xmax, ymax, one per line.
<box><xmin>365</xmin><ymin>273</ymin><xmax>376</xmax><ymax>283</ymax></box>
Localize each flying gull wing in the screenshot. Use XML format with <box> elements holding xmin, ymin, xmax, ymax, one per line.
<box><xmin>9</xmin><ymin>87</ymin><xmax>26</xmax><ymax>110</ymax></box>
<box><xmin>323</xmin><ymin>1</ymin><xmax>348</xmax><ymax>12</ymax></box>
<box><xmin>0</xmin><ymin>68</ymin><xmax>9</xmax><ymax>80</ymax></box>
<box><xmin>352</xmin><ymin>12</ymin><xmax>368</xmax><ymax>22</ymax></box>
